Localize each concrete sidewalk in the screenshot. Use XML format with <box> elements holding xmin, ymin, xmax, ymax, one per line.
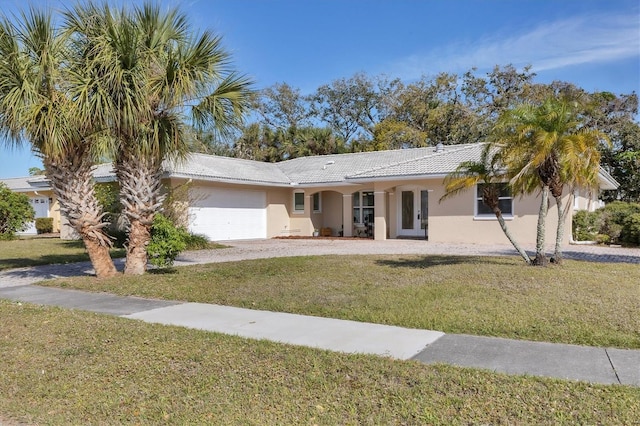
<box><xmin>1</xmin><ymin>284</ymin><xmax>638</xmax><ymax>387</ymax></box>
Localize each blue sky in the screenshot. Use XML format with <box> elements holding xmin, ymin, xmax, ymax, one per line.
<box><xmin>1</xmin><ymin>0</ymin><xmax>638</xmax><ymax>178</ymax></box>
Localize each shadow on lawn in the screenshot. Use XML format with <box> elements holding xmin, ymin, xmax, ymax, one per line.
<box><xmin>0</xmin><ymin>254</ymin><xmax>91</xmax><ymax>270</ymax></box>
<box><xmin>147</xmin><ymin>268</ymin><xmax>179</xmax><ymax>275</ymax></box>
<box><xmin>376</xmin><ymin>255</ymin><xmax>518</xmax><ymax>268</ymax></box>
<box><xmin>0</xmin><ymin>240</ymin><xmax>125</xmax><ymax>272</ymax></box>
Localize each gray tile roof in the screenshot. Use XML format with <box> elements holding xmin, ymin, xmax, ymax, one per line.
<box><xmin>2</xmin><ymin>143</ymin><xmax>617</xmax><ymax>190</ymax></box>
<box><xmin>274</xmin><ymin>146</ymin><xmax>461</xmax><ymax>184</ymax></box>
<box><xmin>1</xmin><ymin>175</ymin><xmax>50</xmax><ymax>192</ymax></box>
<box><xmin>0</xmin><ymin>144</ymin><xmax>492</xmax><ymax>189</ymax></box>
<box><xmin>346</xmin><ymin>143</ymin><xmax>487</xmax><ymax>180</ymax></box>
<box><xmin>167</xmin><ymin>153</ymin><xmax>290</xmax><ymax>185</ymax></box>
<box><xmin>159</xmin><ymin>144</ymin><xmax>488</xmax><ymax>186</ymax></box>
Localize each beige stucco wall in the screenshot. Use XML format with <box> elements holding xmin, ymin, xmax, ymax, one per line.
<box><xmin>430</xmin><ymin>184</ymin><xmax>571</xmax><ymax>246</ymax></box>
<box><xmin>171</xmin><ymin>176</ymin><xmax>575</xmax><ymax>247</ymax></box>
<box><xmin>287</xmin><ymin>190</ymin><xmax>307</xmax><ymax>236</ymax></box>
<box><xmin>266</xmin><ymin>187</ymin><xmax>292</xmax><ymax>237</ymax></box>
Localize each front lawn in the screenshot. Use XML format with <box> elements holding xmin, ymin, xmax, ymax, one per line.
<box><xmin>1</xmin><ymin>301</ymin><xmax>638</xmax><ymax>425</ymax></box>
<box><xmin>0</xmin><ymin>238</ymin><xmax>125</xmax><ymax>271</ymax></box>
<box><xmin>44</xmin><ymin>255</ymin><xmax>640</xmax><ymax>349</ymax></box>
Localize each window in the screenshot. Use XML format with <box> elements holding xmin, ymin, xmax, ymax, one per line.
<box><xmin>476</xmin><ymin>184</ymin><xmax>513</xmax><ymax>217</ymax></box>
<box><xmin>293</xmin><ymin>192</ymin><xmax>305</xmax><ymax>213</ymax></box>
<box><xmin>353</xmin><ymin>191</ymin><xmax>374</xmax><ymax>224</ymax></box>
<box><xmin>313</xmin><ymin>192</ymin><xmax>321</xmax><ymax>213</ymax></box>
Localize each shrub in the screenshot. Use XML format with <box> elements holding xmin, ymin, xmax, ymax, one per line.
<box><xmin>35</xmin><ymin>217</ymin><xmax>54</xmax><ymax>234</ymax></box>
<box><xmin>147</xmin><ymin>213</ymin><xmax>188</xmax><ymax>268</ymax></box>
<box><xmin>95</xmin><ymin>182</ymin><xmax>122</xmax><ymax>222</ymax></box>
<box><xmin>0</xmin><ymin>183</ymin><xmax>35</xmax><ymax>239</ymax></box>
<box><xmin>622</xmin><ymin>213</ymin><xmax>640</xmax><ymax>245</ymax></box>
<box><xmin>183</xmin><ymin>233</ymin><xmax>212</xmax><ymax>250</ymax></box>
<box><xmin>0</xmin><ymin>232</ymin><xmax>16</xmax><ymax>241</ymax></box>
<box><xmin>572</xmin><ymin>210</ymin><xmax>599</xmax><ymax>241</ymax></box>
<box><xmin>600</xmin><ymin>202</ymin><xmax>640</xmax><ymax>245</ymax></box>
<box><xmin>576</xmin><ymin>202</ymin><xmax>640</xmax><ymax>246</ymax></box>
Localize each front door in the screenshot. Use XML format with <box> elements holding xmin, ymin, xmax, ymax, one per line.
<box><xmin>397</xmin><ymin>187</ymin><xmax>428</xmax><ymax>239</ymax></box>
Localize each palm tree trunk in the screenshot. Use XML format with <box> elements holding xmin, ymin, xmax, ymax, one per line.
<box><xmin>117</xmin><ymin>154</ymin><xmax>164</xmax><ymax>275</ymax></box>
<box><xmin>553</xmin><ymin>194</ymin><xmax>566</xmax><ymax>264</ymax></box>
<box><xmin>124</xmin><ymin>218</ymin><xmax>151</xmax><ymax>275</ymax></box>
<box><xmin>493</xmin><ymin>210</ymin><xmax>531</xmax><ymax>264</ymax></box>
<box><xmin>44</xmin><ymin>155</ymin><xmax>118</xmax><ymax>278</ymax></box>
<box><xmin>533</xmin><ymin>185</ymin><xmax>549</xmax><ymax>266</ymax></box>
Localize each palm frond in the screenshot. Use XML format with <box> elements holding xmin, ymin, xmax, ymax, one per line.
<box><xmin>192</xmin><ymin>73</ymin><xmax>255</xmax><ymax>140</ymax></box>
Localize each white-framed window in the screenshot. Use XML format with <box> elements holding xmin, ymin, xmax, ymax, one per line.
<box><xmin>475</xmin><ymin>183</ymin><xmax>513</xmax><ymax>218</ymax></box>
<box><xmin>293</xmin><ymin>191</ymin><xmax>305</xmax><ymax>214</ymax></box>
<box><xmin>312</xmin><ymin>192</ymin><xmax>321</xmax><ymax>213</ymax></box>
<box><xmin>353</xmin><ymin>191</ymin><xmax>374</xmax><ymax>224</ymax></box>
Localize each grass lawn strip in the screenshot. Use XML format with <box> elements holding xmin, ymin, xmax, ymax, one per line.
<box><xmin>43</xmin><ymin>255</ymin><xmax>640</xmax><ymax>349</ymax></box>
<box><xmin>1</xmin><ymin>300</ymin><xmax>639</xmax><ymax>425</ymax></box>
<box><xmin>0</xmin><ymin>238</ymin><xmax>125</xmax><ymax>271</ymax></box>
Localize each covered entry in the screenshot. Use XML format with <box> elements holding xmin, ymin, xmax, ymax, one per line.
<box><xmin>397</xmin><ymin>186</ymin><xmax>428</xmax><ymax>239</ymax></box>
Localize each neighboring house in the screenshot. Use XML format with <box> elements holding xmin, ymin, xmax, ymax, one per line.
<box><xmin>1</xmin><ymin>143</ymin><xmax>619</xmax><ymax>245</ymax></box>
<box><xmin>1</xmin><ymin>175</ymin><xmax>60</xmax><ymax>235</ymax></box>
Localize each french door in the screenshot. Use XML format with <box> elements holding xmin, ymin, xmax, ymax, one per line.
<box><xmin>397</xmin><ymin>187</ymin><xmax>428</xmax><ymax>239</ymax></box>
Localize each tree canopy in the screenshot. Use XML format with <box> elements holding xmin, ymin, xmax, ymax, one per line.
<box><xmin>221</xmin><ymin>65</ymin><xmax>638</xmax><ymax>206</ymax></box>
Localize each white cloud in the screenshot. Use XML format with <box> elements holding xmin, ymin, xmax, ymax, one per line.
<box><xmin>392</xmin><ymin>12</ymin><xmax>640</xmax><ymax>80</ymax></box>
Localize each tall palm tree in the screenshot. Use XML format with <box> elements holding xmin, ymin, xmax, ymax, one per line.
<box><xmin>440</xmin><ymin>147</ymin><xmax>531</xmax><ymax>264</ymax></box>
<box><xmin>0</xmin><ymin>8</ymin><xmax>118</xmax><ymax>277</ymax></box>
<box><xmin>65</xmin><ymin>2</ymin><xmax>253</xmax><ymax>275</ymax></box>
<box><xmin>492</xmin><ymin>97</ymin><xmax>608</xmax><ymax>265</ymax></box>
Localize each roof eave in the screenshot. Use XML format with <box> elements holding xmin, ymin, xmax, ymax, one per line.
<box><xmin>345</xmin><ymin>173</ymin><xmax>450</xmax><ymax>183</ymax></box>
<box><xmin>598</xmin><ymin>167</ymin><xmax>619</xmax><ymax>190</ymax></box>
<box><xmin>166</xmin><ymin>172</ymin><xmax>292</xmax><ymax>188</ymax></box>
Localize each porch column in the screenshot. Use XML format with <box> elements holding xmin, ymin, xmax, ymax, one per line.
<box><xmin>374</xmin><ymin>191</ymin><xmax>387</xmax><ymax>240</ymax></box>
<box><xmin>342</xmin><ymin>193</ymin><xmax>353</xmax><ymax>237</ymax></box>
<box><xmin>388</xmin><ymin>190</ymin><xmax>397</xmax><ymax>238</ymax></box>
<box><xmin>305</xmin><ymin>194</ymin><xmax>313</xmax><ymax>235</ymax></box>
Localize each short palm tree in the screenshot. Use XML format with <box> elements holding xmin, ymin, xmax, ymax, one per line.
<box><xmin>0</xmin><ymin>8</ymin><xmax>117</xmax><ymax>277</ymax></box>
<box><xmin>440</xmin><ymin>147</ymin><xmax>531</xmax><ymax>264</ymax></box>
<box><xmin>492</xmin><ymin>97</ymin><xmax>608</xmax><ymax>265</ymax></box>
<box><xmin>65</xmin><ymin>2</ymin><xmax>253</xmax><ymax>275</ymax></box>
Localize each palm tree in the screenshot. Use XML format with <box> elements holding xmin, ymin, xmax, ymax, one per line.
<box><xmin>0</xmin><ymin>8</ymin><xmax>118</xmax><ymax>277</ymax></box>
<box><xmin>440</xmin><ymin>147</ymin><xmax>531</xmax><ymax>264</ymax></box>
<box><xmin>492</xmin><ymin>97</ymin><xmax>608</xmax><ymax>265</ymax></box>
<box><xmin>65</xmin><ymin>2</ymin><xmax>253</xmax><ymax>275</ymax></box>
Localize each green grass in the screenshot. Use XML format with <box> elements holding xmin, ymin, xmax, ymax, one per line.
<box><xmin>0</xmin><ymin>237</ymin><xmax>224</xmax><ymax>271</ymax></box>
<box><xmin>1</xmin><ymin>300</ymin><xmax>638</xmax><ymax>425</ymax></box>
<box><xmin>44</xmin><ymin>255</ymin><xmax>640</xmax><ymax>349</ymax></box>
<box><xmin>0</xmin><ymin>237</ymin><xmax>125</xmax><ymax>271</ymax></box>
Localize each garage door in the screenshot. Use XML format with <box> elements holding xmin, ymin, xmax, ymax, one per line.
<box><xmin>188</xmin><ymin>188</ymin><xmax>267</xmax><ymax>241</ymax></box>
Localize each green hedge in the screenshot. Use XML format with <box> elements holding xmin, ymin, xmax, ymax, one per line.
<box><xmin>573</xmin><ymin>202</ymin><xmax>640</xmax><ymax>246</ymax></box>
<box><xmin>35</xmin><ymin>217</ymin><xmax>54</xmax><ymax>234</ymax></box>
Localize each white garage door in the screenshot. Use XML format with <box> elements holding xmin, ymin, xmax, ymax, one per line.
<box><xmin>188</xmin><ymin>188</ymin><xmax>267</xmax><ymax>241</ymax></box>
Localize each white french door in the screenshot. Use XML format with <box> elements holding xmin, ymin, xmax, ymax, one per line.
<box><xmin>397</xmin><ymin>186</ymin><xmax>428</xmax><ymax>239</ymax></box>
